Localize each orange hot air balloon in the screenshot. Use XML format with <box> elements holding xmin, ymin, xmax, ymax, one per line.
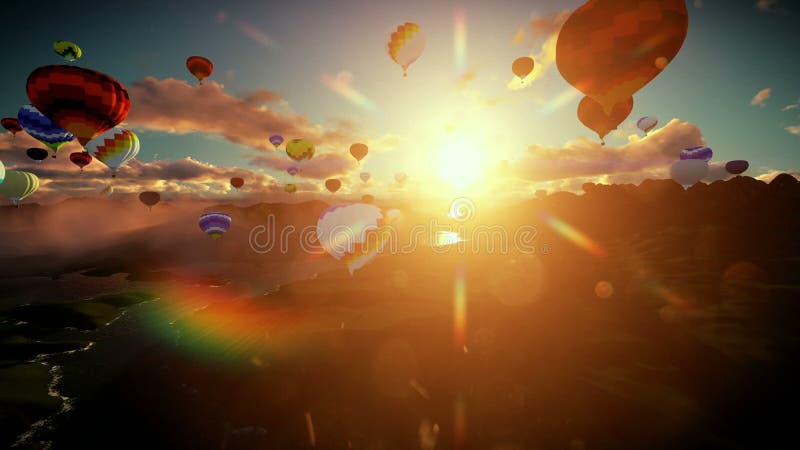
<box><xmin>350</xmin><ymin>143</ymin><xmax>368</xmax><ymax>162</ymax></box>
<box><xmin>186</xmin><ymin>56</ymin><xmax>214</xmax><ymax>84</ymax></box>
<box><xmin>361</xmin><ymin>194</ymin><xmax>375</xmax><ymax>204</ymax></box>
<box><xmin>556</xmin><ymin>0</ymin><xmax>688</xmax><ymax>113</ymax></box>
<box><xmin>577</xmin><ymin>96</ymin><xmax>633</xmax><ymax>145</ymax></box>
<box><xmin>230</xmin><ymin>177</ymin><xmax>244</xmax><ymax>189</ymax></box>
<box><xmin>511</xmin><ymin>56</ymin><xmax>535</xmax><ymax>78</ymax></box>
<box><xmin>325</xmin><ymin>178</ymin><xmax>341</xmax><ymax>193</ymax></box>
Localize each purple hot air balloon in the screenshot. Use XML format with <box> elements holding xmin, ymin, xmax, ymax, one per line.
<box><xmin>287</xmin><ymin>166</ymin><xmax>299</xmax><ymax>176</ymax></box>
<box><xmin>269</xmin><ymin>134</ymin><xmax>284</xmax><ymax>149</ymax></box>
<box><xmin>725</xmin><ymin>160</ymin><xmax>749</xmax><ymax>175</ymax></box>
<box><xmin>680</xmin><ymin>145</ymin><xmax>713</xmax><ymax>162</ymax></box>
<box><xmin>199</xmin><ymin>212</ymin><xmax>232</xmax><ymax>240</ymax></box>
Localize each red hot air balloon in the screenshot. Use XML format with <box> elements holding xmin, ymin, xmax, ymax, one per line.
<box><xmin>577</xmin><ymin>95</ymin><xmax>633</xmax><ymax>145</ymax></box>
<box><xmin>230</xmin><ymin>177</ymin><xmax>244</xmax><ymax>189</ymax></box>
<box><xmin>139</xmin><ymin>191</ymin><xmax>161</xmax><ymax>210</ymax></box>
<box><xmin>69</xmin><ymin>151</ymin><xmax>92</xmax><ymax>172</ymax></box>
<box><xmin>2</xmin><ymin>118</ymin><xmax>23</xmax><ymax>136</ymax></box>
<box><xmin>186</xmin><ymin>56</ymin><xmax>214</xmax><ymax>84</ymax></box>
<box><xmin>26</xmin><ymin>65</ymin><xmax>130</xmax><ymax>147</ymax></box>
<box><xmin>325</xmin><ymin>178</ymin><xmax>342</xmax><ymax>193</ymax></box>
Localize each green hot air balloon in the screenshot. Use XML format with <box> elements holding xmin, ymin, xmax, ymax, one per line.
<box><xmin>0</xmin><ymin>170</ymin><xmax>40</xmax><ymax>206</ymax></box>
<box><xmin>53</xmin><ymin>41</ymin><xmax>82</xmax><ymax>62</ymax></box>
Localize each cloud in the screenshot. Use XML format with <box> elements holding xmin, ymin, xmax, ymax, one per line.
<box><xmin>505</xmin><ymin>119</ymin><xmax>705</xmax><ymax>183</ymax></box>
<box><xmin>755</xmin><ymin>168</ymin><xmax>800</xmax><ymax>183</ymax></box>
<box><xmin>750</xmin><ymin>88</ymin><xmax>772</xmax><ymax>107</ymax></box>
<box><xmin>321</xmin><ymin>71</ymin><xmax>377</xmax><ymax>111</ymax></box>
<box><xmin>781</xmin><ymin>99</ymin><xmax>799</xmax><ymax>111</ymax></box>
<box><xmin>785</xmin><ymin>125</ymin><xmax>800</xmax><ymax>135</ymax></box>
<box><xmin>125</xmin><ymin>77</ymin><xmax>357</xmax><ymax>150</ymax></box>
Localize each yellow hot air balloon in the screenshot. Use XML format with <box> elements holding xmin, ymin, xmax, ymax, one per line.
<box><xmin>387</xmin><ymin>22</ymin><xmax>426</xmax><ymax>77</ymax></box>
<box><xmin>285</xmin><ymin>183</ymin><xmax>297</xmax><ymax>193</ymax></box>
<box><xmin>0</xmin><ymin>170</ymin><xmax>40</xmax><ymax>206</ymax></box>
<box><xmin>286</xmin><ymin>139</ymin><xmax>315</xmax><ymax>162</ymax></box>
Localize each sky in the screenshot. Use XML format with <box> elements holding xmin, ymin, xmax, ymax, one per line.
<box><xmin>0</xmin><ymin>0</ymin><xmax>798</xmax><ymax>204</ymax></box>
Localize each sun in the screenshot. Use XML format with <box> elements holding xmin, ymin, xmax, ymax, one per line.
<box><xmin>437</xmin><ymin>138</ymin><xmax>484</xmax><ymax>188</ymax></box>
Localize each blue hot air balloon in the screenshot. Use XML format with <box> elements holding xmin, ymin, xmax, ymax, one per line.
<box><xmin>680</xmin><ymin>145</ymin><xmax>713</xmax><ymax>162</ymax></box>
<box><xmin>17</xmin><ymin>104</ymin><xmax>75</xmax><ymax>157</ymax></box>
<box><xmin>199</xmin><ymin>213</ymin><xmax>232</xmax><ymax>240</ymax></box>
<box><xmin>725</xmin><ymin>160</ymin><xmax>749</xmax><ymax>175</ymax></box>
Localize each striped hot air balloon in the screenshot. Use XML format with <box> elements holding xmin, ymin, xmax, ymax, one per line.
<box><xmin>89</xmin><ymin>129</ymin><xmax>140</xmax><ymax>177</ymax></box>
<box><xmin>0</xmin><ymin>170</ymin><xmax>40</xmax><ymax>206</ymax></box>
<box><xmin>17</xmin><ymin>105</ymin><xmax>75</xmax><ymax>156</ymax></box>
<box><xmin>199</xmin><ymin>213</ymin><xmax>232</xmax><ymax>240</ymax></box>
<box><xmin>26</xmin><ymin>65</ymin><xmax>130</xmax><ymax>147</ymax></box>
<box><xmin>387</xmin><ymin>22</ymin><xmax>425</xmax><ymax>77</ymax></box>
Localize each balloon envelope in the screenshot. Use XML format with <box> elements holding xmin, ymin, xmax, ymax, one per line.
<box><xmin>285</xmin><ymin>183</ymin><xmax>297</xmax><ymax>193</ymax></box>
<box><xmin>53</xmin><ymin>41</ymin><xmax>82</xmax><ymax>62</ymax></box>
<box><xmin>361</xmin><ymin>194</ymin><xmax>375</xmax><ymax>204</ymax></box>
<box><xmin>387</xmin><ymin>22</ymin><xmax>425</xmax><ymax>76</ymax></box>
<box><xmin>139</xmin><ymin>191</ymin><xmax>161</xmax><ymax>209</ymax></box>
<box><xmin>0</xmin><ymin>170</ymin><xmax>39</xmax><ymax>205</ymax></box>
<box><xmin>17</xmin><ymin>104</ymin><xmax>75</xmax><ymax>154</ymax></box>
<box><xmin>395</xmin><ymin>172</ymin><xmax>408</xmax><ymax>183</ymax></box>
<box><xmin>680</xmin><ymin>145</ymin><xmax>713</xmax><ymax>162</ymax></box>
<box><xmin>89</xmin><ymin>129</ymin><xmax>140</xmax><ymax>176</ymax></box>
<box><xmin>27</xmin><ymin>65</ymin><xmax>130</xmax><ymax>146</ymax></box>
<box><xmin>186</xmin><ymin>56</ymin><xmax>214</xmax><ymax>84</ymax></box>
<box><xmin>360</xmin><ymin>172</ymin><xmax>371</xmax><ymax>183</ymax></box>
<box><xmin>670</xmin><ymin>159</ymin><xmax>708</xmax><ymax>187</ymax></box>
<box><xmin>269</xmin><ymin>134</ymin><xmax>284</xmax><ymax>148</ymax></box>
<box><xmin>2</xmin><ymin>118</ymin><xmax>22</xmax><ymax>134</ymax></box>
<box><xmin>577</xmin><ymin>96</ymin><xmax>633</xmax><ymax>142</ymax></box>
<box><xmin>0</xmin><ymin>160</ymin><xmax>4</xmax><ymax>184</ymax></box>
<box><xmin>512</xmin><ymin>56</ymin><xmax>535</xmax><ymax>78</ymax></box>
<box><xmin>69</xmin><ymin>152</ymin><xmax>92</xmax><ymax>170</ymax></box>
<box><xmin>287</xmin><ymin>167</ymin><xmax>299</xmax><ymax>176</ymax></box>
<box><xmin>350</xmin><ymin>143</ymin><xmax>368</xmax><ymax>161</ymax></box>
<box><xmin>325</xmin><ymin>179</ymin><xmax>342</xmax><ymax>193</ymax></box>
<box><xmin>199</xmin><ymin>213</ymin><xmax>232</xmax><ymax>239</ymax></box>
<box><xmin>725</xmin><ymin>160</ymin><xmax>749</xmax><ymax>175</ymax></box>
<box><xmin>230</xmin><ymin>177</ymin><xmax>244</xmax><ymax>189</ymax></box>
<box><xmin>637</xmin><ymin>116</ymin><xmax>658</xmax><ymax>134</ymax></box>
<box><xmin>286</xmin><ymin>139</ymin><xmax>315</xmax><ymax>161</ymax></box>
<box><xmin>26</xmin><ymin>148</ymin><xmax>49</xmax><ymax>163</ymax></box>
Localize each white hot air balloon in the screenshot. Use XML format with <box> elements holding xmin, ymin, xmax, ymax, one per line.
<box><xmin>670</xmin><ymin>159</ymin><xmax>708</xmax><ymax>188</ymax></box>
<box><xmin>636</xmin><ymin>116</ymin><xmax>658</xmax><ymax>135</ymax></box>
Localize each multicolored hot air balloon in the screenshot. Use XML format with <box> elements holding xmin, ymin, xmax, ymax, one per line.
<box><xmin>269</xmin><ymin>134</ymin><xmax>284</xmax><ymax>149</ymax></box>
<box><xmin>0</xmin><ymin>170</ymin><xmax>39</xmax><ymax>206</ymax></box>
<box><xmin>725</xmin><ymin>160</ymin><xmax>749</xmax><ymax>175</ymax></box>
<box><xmin>670</xmin><ymin>159</ymin><xmax>708</xmax><ymax>187</ymax></box>
<box><xmin>199</xmin><ymin>212</ymin><xmax>232</xmax><ymax>239</ymax></box>
<box><xmin>88</xmin><ymin>129</ymin><xmax>140</xmax><ymax>177</ymax></box>
<box><xmin>637</xmin><ymin>116</ymin><xmax>659</xmax><ymax>135</ymax></box>
<box><xmin>680</xmin><ymin>145</ymin><xmax>713</xmax><ymax>162</ymax></box>
<box><xmin>27</xmin><ymin>65</ymin><xmax>130</xmax><ymax>147</ymax></box>
<box><xmin>186</xmin><ymin>56</ymin><xmax>214</xmax><ymax>85</ymax></box>
<box><xmin>577</xmin><ymin>96</ymin><xmax>633</xmax><ymax>145</ymax></box>
<box><xmin>360</xmin><ymin>172</ymin><xmax>371</xmax><ymax>183</ymax></box>
<box><xmin>287</xmin><ymin>166</ymin><xmax>299</xmax><ymax>176</ymax></box>
<box><xmin>53</xmin><ymin>41</ymin><xmax>82</xmax><ymax>62</ymax></box>
<box><xmin>2</xmin><ymin>118</ymin><xmax>22</xmax><ymax>137</ymax></box>
<box><xmin>69</xmin><ymin>152</ymin><xmax>92</xmax><ymax>172</ymax></box>
<box><xmin>512</xmin><ymin>56</ymin><xmax>535</xmax><ymax>79</ymax></box>
<box><xmin>139</xmin><ymin>191</ymin><xmax>161</xmax><ymax>210</ymax></box>
<box><xmin>17</xmin><ymin>104</ymin><xmax>75</xmax><ymax>156</ymax></box>
<box><xmin>387</xmin><ymin>22</ymin><xmax>425</xmax><ymax>77</ymax></box>
<box><xmin>316</xmin><ymin>203</ymin><xmax>399</xmax><ymax>274</ymax></box>
<box><xmin>325</xmin><ymin>178</ymin><xmax>342</xmax><ymax>193</ymax></box>
<box><xmin>285</xmin><ymin>183</ymin><xmax>297</xmax><ymax>193</ymax></box>
<box><xmin>556</xmin><ymin>0</ymin><xmax>688</xmax><ymax>113</ymax></box>
<box><xmin>286</xmin><ymin>139</ymin><xmax>315</xmax><ymax>162</ymax></box>
<box><xmin>350</xmin><ymin>143</ymin><xmax>368</xmax><ymax>162</ymax></box>
<box><xmin>230</xmin><ymin>177</ymin><xmax>244</xmax><ymax>189</ymax></box>
<box><xmin>26</xmin><ymin>148</ymin><xmax>49</xmax><ymax>164</ymax></box>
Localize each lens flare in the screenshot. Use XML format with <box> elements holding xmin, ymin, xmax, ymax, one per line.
<box><xmin>454</xmin><ymin>7</ymin><xmax>467</xmax><ymax>74</ymax></box>
<box><xmin>542</xmin><ymin>213</ymin><xmax>607</xmax><ymax>257</ymax></box>
<box><xmin>321</xmin><ymin>71</ymin><xmax>377</xmax><ymax>111</ymax></box>
<box><xmin>454</xmin><ymin>266</ymin><xmax>467</xmax><ymax>349</ymax></box>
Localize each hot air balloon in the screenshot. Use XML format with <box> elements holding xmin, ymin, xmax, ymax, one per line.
<box><xmin>577</xmin><ymin>96</ymin><xmax>633</xmax><ymax>145</ymax></box>
<box><xmin>27</xmin><ymin>65</ymin><xmax>130</xmax><ymax>147</ymax></box>
<box><xmin>285</xmin><ymin>183</ymin><xmax>297</xmax><ymax>193</ymax></box>
<box><xmin>361</xmin><ymin>194</ymin><xmax>375</xmax><ymax>204</ymax></box>
<box><xmin>286</xmin><ymin>139</ymin><xmax>315</xmax><ymax>161</ymax></box>
<box><xmin>637</xmin><ymin>116</ymin><xmax>659</xmax><ymax>135</ymax></box>
<box><xmin>350</xmin><ymin>143</ymin><xmax>368</xmax><ymax>162</ymax></box>
<box><xmin>316</xmin><ymin>203</ymin><xmax>399</xmax><ymax>274</ymax></box>
<box><xmin>186</xmin><ymin>56</ymin><xmax>214</xmax><ymax>85</ymax></box>
<box><xmin>325</xmin><ymin>179</ymin><xmax>342</xmax><ymax>193</ymax></box>
<box><xmin>2</xmin><ymin>118</ymin><xmax>22</xmax><ymax>137</ymax></box>
<box><xmin>512</xmin><ymin>56</ymin><xmax>535</xmax><ymax>79</ymax></box>
<box><xmin>556</xmin><ymin>0</ymin><xmax>688</xmax><ymax>114</ymax></box>
<box><xmin>269</xmin><ymin>134</ymin><xmax>284</xmax><ymax>149</ymax></box>
<box><xmin>680</xmin><ymin>145</ymin><xmax>713</xmax><ymax>162</ymax></box>
<box><xmin>725</xmin><ymin>160</ymin><xmax>749</xmax><ymax>175</ymax></box>
<box><xmin>88</xmin><ymin>129</ymin><xmax>139</xmax><ymax>177</ymax></box>
<box><xmin>53</xmin><ymin>41</ymin><xmax>82</xmax><ymax>62</ymax></box>
<box><xmin>26</xmin><ymin>148</ymin><xmax>49</xmax><ymax>164</ymax></box>
<box><xmin>230</xmin><ymin>177</ymin><xmax>244</xmax><ymax>189</ymax></box>
<box><xmin>69</xmin><ymin>152</ymin><xmax>92</xmax><ymax>172</ymax></box>
<box><xmin>0</xmin><ymin>170</ymin><xmax>39</xmax><ymax>206</ymax></box>
<box><xmin>360</xmin><ymin>172</ymin><xmax>371</xmax><ymax>183</ymax></box>
<box><xmin>139</xmin><ymin>191</ymin><xmax>161</xmax><ymax>210</ymax></box>
<box><xmin>17</xmin><ymin>104</ymin><xmax>75</xmax><ymax>156</ymax></box>
<box><xmin>199</xmin><ymin>213</ymin><xmax>232</xmax><ymax>239</ymax></box>
<box><xmin>395</xmin><ymin>172</ymin><xmax>408</xmax><ymax>183</ymax></box>
<box><xmin>96</xmin><ymin>183</ymin><xmax>114</xmax><ymax>196</ymax></box>
<box><xmin>670</xmin><ymin>159</ymin><xmax>708</xmax><ymax>187</ymax></box>
<box><xmin>287</xmin><ymin>166</ymin><xmax>299</xmax><ymax>176</ymax></box>
<box><xmin>387</xmin><ymin>22</ymin><xmax>425</xmax><ymax>77</ymax></box>
<box><xmin>0</xmin><ymin>160</ymin><xmax>5</xmax><ymax>184</ymax></box>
